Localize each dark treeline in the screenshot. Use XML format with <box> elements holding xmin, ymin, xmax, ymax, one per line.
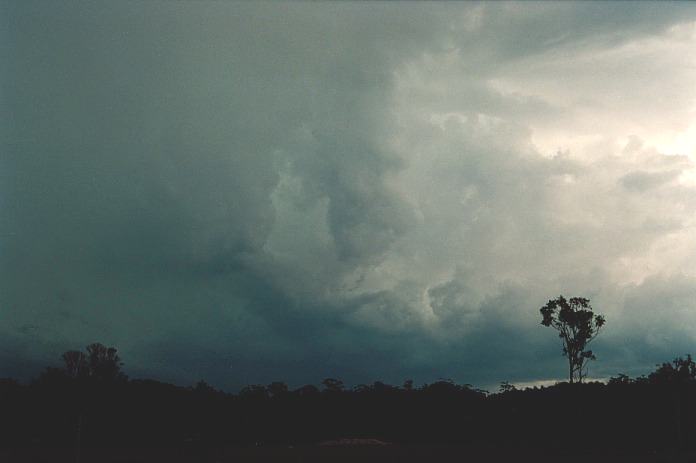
<box><xmin>1</xmin><ymin>344</ymin><xmax>696</xmax><ymax>457</ymax></box>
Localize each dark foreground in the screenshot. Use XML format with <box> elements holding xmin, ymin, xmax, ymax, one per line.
<box><xmin>4</xmin><ymin>355</ymin><xmax>696</xmax><ymax>461</ymax></box>
<box><xmin>3</xmin><ymin>445</ymin><xmax>696</xmax><ymax>463</ymax></box>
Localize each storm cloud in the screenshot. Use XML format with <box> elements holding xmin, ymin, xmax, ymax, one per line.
<box><xmin>3</xmin><ymin>1</ymin><xmax>696</xmax><ymax>390</ymax></box>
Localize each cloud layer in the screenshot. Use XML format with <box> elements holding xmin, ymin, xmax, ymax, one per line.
<box><xmin>3</xmin><ymin>2</ymin><xmax>696</xmax><ymax>390</ymax></box>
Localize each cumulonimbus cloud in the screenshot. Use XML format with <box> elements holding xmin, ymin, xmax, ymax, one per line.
<box><xmin>2</xmin><ymin>2</ymin><xmax>696</xmax><ymax>390</ymax></box>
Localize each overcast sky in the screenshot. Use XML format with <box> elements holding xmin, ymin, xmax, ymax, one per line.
<box><xmin>3</xmin><ymin>1</ymin><xmax>696</xmax><ymax>391</ymax></box>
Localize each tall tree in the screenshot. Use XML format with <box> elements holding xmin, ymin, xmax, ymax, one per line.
<box><xmin>59</xmin><ymin>343</ymin><xmax>124</xmax><ymax>463</ymax></box>
<box><xmin>85</xmin><ymin>343</ymin><xmax>125</xmax><ymax>381</ymax></box>
<box><xmin>540</xmin><ymin>296</ymin><xmax>605</xmax><ymax>383</ymax></box>
<box><xmin>62</xmin><ymin>350</ymin><xmax>88</xmax><ymax>379</ymax></box>
<box><xmin>61</xmin><ymin>343</ymin><xmax>125</xmax><ymax>382</ymax></box>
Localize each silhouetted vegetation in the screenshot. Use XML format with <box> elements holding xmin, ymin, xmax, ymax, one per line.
<box><xmin>540</xmin><ymin>295</ymin><xmax>605</xmax><ymax>383</ymax></box>
<box><xmin>1</xmin><ymin>343</ymin><xmax>696</xmax><ymax>462</ymax></box>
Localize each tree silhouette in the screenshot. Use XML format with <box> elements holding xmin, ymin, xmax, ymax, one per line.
<box><xmin>62</xmin><ymin>350</ymin><xmax>88</xmax><ymax>379</ymax></box>
<box><xmin>649</xmin><ymin>355</ymin><xmax>696</xmax><ymax>384</ymax></box>
<box><xmin>85</xmin><ymin>343</ymin><xmax>125</xmax><ymax>382</ymax></box>
<box><xmin>498</xmin><ymin>381</ymin><xmax>517</xmax><ymax>393</ymax></box>
<box><xmin>267</xmin><ymin>381</ymin><xmax>289</xmax><ymax>398</ymax></box>
<box><xmin>294</xmin><ymin>384</ymin><xmax>319</xmax><ymax>396</ymax></box>
<box><xmin>5</xmin><ymin>347</ymin><xmax>696</xmax><ymax>457</ymax></box>
<box><xmin>321</xmin><ymin>378</ymin><xmax>344</xmax><ymax>393</ymax></box>
<box><xmin>403</xmin><ymin>379</ymin><xmax>414</xmax><ymax>392</ymax></box>
<box><xmin>540</xmin><ymin>296</ymin><xmax>605</xmax><ymax>383</ymax></box>
<box><xmin>57</xmin><ymin>343</ymin><xmax>125</xmax><ymax>382</ymax></box>
<box><xmin>57</xmin><ymin>343</ymin><xmax>125</xmax><ymax>463</ymax></box>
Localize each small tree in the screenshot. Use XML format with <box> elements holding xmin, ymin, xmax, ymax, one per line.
<box><xmin>267</xmin><ymin>381</ymin><xmax>289</xmax><ymax>398</ymax></box>
<box><xmin>402</xmin><ymin>379</ymin><xmax>414</xmax><ymax>392</ymax></box>
<box><xmin>540</xmin><ymin>296</ymin><xmax>605</xmax><ymax>383</ymax></box>
<box><xmin>498</xmin><ymin>381</ymin><xmax>517</xmax><ymax>394</ymax></box>
<box><xmin>321</xmin><ymin>378</ymin><xmax>344</xmax><ymax>393</ymax></box>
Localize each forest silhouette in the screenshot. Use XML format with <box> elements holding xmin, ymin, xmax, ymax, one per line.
<box><xmin>1</xmin><ymin>345</ymin><xmax>695</xmax><ymax>461</ymax></box>
<box><xmin>1</xmin><ymin>298</ymin><xmax>695</xmax><ymax>461</ymax></box>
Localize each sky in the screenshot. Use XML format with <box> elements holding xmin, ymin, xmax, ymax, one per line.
<box><xmin>3</xmin><ymin>1</ymin><xmax>696</xmax><ymax>392</ymax></box>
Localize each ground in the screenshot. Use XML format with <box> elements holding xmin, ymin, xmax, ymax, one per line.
<box><xmin>2</xmin><ymin>445</ymin><xmax>696</xmax><ymax>463</ymax></box>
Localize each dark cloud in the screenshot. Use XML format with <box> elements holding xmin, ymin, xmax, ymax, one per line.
<box><xmin>3</xmin><ymin>2</ymin><xmax>696</xmax><ymax>391</ymax></box>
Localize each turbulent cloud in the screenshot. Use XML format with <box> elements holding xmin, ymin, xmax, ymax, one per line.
<box><xmin>3</xmin><ymin>2</ymin><xmax>696</xmax><ymax>390</ymax></box>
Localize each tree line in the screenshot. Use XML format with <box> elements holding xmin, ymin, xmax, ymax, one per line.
<box><xmin>0</xmin><ymin>295</ymin><xmax>694</xmax><ymax>458</ymax></box>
